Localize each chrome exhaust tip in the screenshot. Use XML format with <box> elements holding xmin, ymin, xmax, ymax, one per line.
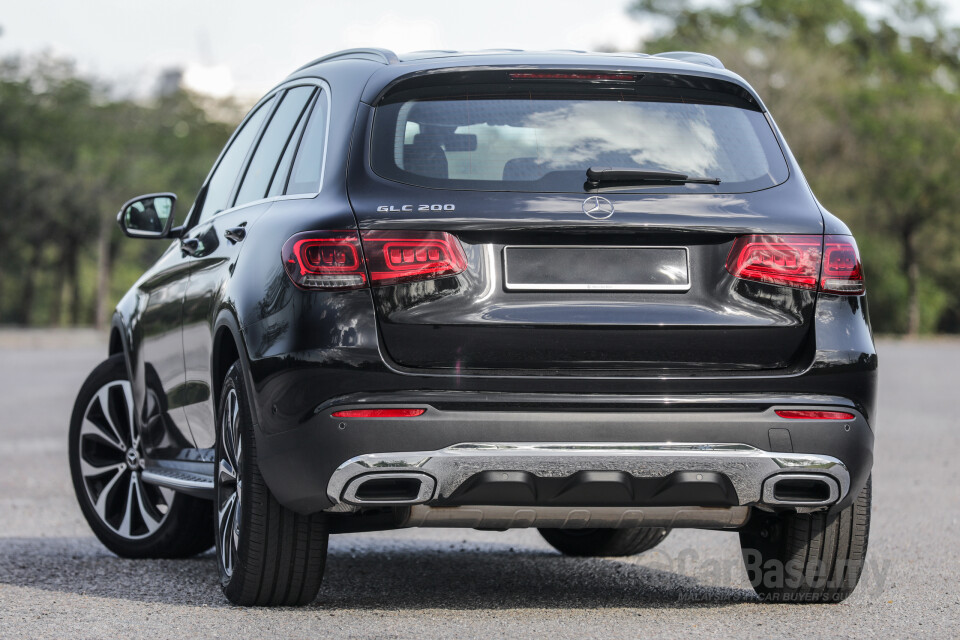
<box><xmin>762</xmin><ymin>473</ymin><xmax>840</xmax><ymax>507</ymax></box>
<box><xmin>341</xmin><ymin>472</ymin><xmax>436</xmax><ymax>505</ymax></box>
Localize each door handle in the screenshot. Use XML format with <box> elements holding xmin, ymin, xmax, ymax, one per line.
<box><xmin>224</xmin><ymin>226</ymin><xmax>246</xmax><ymax>244</ymax></box>
<box><xmin>180</xmin><ymin>237</ymin><xmax>201</xmax><ymax>256</ymax></box>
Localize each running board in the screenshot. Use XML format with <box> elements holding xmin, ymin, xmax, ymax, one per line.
<box><xmin>141</xmin><ymin>466</ymin><xmax>215</xmax><ymax>500</ymax></box>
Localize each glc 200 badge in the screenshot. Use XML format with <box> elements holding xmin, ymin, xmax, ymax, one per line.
<box><xmin>376</xmin><ymin>203</ymin><xmax>456</xmax><ymax>213</ymax></box>
<box><xmin>582</xmin><ymin>196</ymin><xmax>614</xmax><ymax>220</ymax></box>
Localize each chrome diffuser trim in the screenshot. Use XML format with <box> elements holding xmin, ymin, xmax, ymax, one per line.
<box><xmin>326</xmin><ymin>442</ymin><xmax>850</xmax><ymax>508</ymax></box>
<box><xmin>402</xmin><ymin>505</ymin><xmax>751</xmax><ymax>530</ymax></box>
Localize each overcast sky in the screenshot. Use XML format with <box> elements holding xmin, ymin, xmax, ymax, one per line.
<box><xmin>0</xmin><ymin>0</ymin><xmax>657</xmax><ymax>99</ymax></box>
<box><xmin>2</xmin><ymin>0</ymin><xmax>960</xmax><ymax>101</ymax></box>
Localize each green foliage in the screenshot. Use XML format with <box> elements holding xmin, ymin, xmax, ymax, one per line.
<box><xmin>0</xmin><ymin>54</ymin><xmax>238</xmax><ymax>326</ymax></box>
<box><xmin>632</xmin><ymin>0</ymin><xmax>960</xmax><ymax>334</ymax></box>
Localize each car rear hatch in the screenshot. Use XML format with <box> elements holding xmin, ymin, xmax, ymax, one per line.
<box><xmin>347</xmin><ymin>68</ymin><xmax>824</xmax><ymax>374</ymax></box>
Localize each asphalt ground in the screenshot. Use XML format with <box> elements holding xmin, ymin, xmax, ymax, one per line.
<box><xmin>0</xmin><ymin>330</ymin><xmax>958</xmax><ymax>639</ymax></box>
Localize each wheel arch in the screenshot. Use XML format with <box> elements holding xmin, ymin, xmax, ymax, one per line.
<box><xmin>211</xmin><ymin>310</ymin><xmax>262</xmax><ymax>431</ymax></box>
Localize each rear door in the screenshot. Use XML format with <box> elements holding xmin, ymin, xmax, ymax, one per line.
<box><xmin>348</xmin><ymin>71</ymin><xmax>824</xmax><ymax>374</ymax></box>
<box><xmin>180</xmin><ymin>84</ymin><xmax>320</xmax><ymax>448</ymax></box>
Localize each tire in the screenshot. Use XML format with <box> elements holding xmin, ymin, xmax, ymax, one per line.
<box><xmin>539</xmin><ymin>526</ymin><xmax>670</xmax><ymax>557</ymax></box>
<box><xmin>215</xmin><ymin>362</ymin><xmax>329</xmax><ymax>606</ymax></box>
<box><xmin>739</xmin><ymin>476</ymin><xmax>871</xmax><ymax>603</ymax></box>
<box><xmin>69</xmin><ymin>354</ymin><xmax>213</xmax><ymax>558</ymax></box>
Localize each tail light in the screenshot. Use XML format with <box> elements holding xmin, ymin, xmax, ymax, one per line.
<box><xmin>726</xmin><ymin>234</ymin><xmax>865</xmax><ymax>295</ymax></box>
<box><xmin>775</xmin><ymin>409</ymin><xmax>855</xmax><ymax>420</ymax></box>
<box><xmin>282</xmin><ymin>231</ymin><xmax>366</xmax><ymax>290</ymax></box>
<box><xmin>282</xmin><ymin>230</ymin><xmax>466</xmax><ymax>290</ymax></box>
<box><xmin>725</xmin><ymin>235</ymin><xmax>821</xmax><ymax>290</ymax></box>
<box><xmin>360</xmin><ymin>230</ymin><xmax>467</xmax><ymax>286</ymax></box>
<box><xmin>820</xmin><ymin>236</ymin><xmax>864</xmax><ymax>294</ymax></box>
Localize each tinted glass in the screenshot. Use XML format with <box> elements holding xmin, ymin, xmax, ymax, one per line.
<box><xmin>235</xmin><ymin>86</ymin><xmax>315</xmax><ymax>207</ymax></box>
<box><xmin>287</xmin><ymin>91</ymin><xmax>329</xmax><ymax>194</ymax></box>
<box><xmin>371</xmin><ymin>90</ymin><xmax>789</xmax><ymax>194</ymax></box>
<box><xmin>198</xmin><ymin>96</ymin><xmax>275</xmax><ymax>222</ymax></box>
<box><xmin>268</xmin><ymin>92</ymin><xmax>315</xmax><ymax>198</ymax></box>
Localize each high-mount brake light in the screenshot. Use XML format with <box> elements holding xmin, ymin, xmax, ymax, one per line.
<box><xmin>281</xmin><ymin>231</ymin><xmax>367</xmax><ymax>290</ymax></box>
<box><xmin>726</xmin><ymin>234</ymin><xmax>865</xmax><ymax>295</ymax></box>
<box><xmin>725</xmin><ymin>235</ymin><xmax>822</xmax><ymax>290</ymax></box>
<box><xmin>820</xmin><ymin>236</ymin><xmax>865</xmax><ymax>294</ymax></box>
<box><xmin>361</xmin><ymin>231</ymin><xmax>467</xmax><ymax>286</ymax></box>
<box><xmin>331</xmin><ymin>408</ymin><xmax>427</xmax><ymax>418</ymax></box>
<box><xmin>508</xmin><ymin>72</ymin><xmax>635</xmax><ymax>81</ymax></box>
<box><xmin>775</xmin><ymin>410</ymin><xmax>856</xmax><ymax>420</ymax></box>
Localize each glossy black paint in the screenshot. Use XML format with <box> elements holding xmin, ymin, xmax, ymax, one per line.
<box><xmin>110</xmin><ymin>50</ymin><xmax>876</xmax><ymax>518</ymax></box>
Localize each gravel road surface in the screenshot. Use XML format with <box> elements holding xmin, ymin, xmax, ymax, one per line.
<box><xmin>0</xmin><ymin>330</ymin><xmax>957</xmax><ymax>638</ymax></box>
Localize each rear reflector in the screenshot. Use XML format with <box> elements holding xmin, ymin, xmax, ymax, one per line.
<box><xmin>775</xmin><ymin>410</ymin><xmax>855</xmax><ymax>420</ymax></box>
<box><xmin>282</xmin><ymin>231</ymin><xmax>367</xmax><ymax>290</ymax></box>
<box><xmin>361</xmin><ymin>230</ymin><xmax>467</xmax><ymax>286</ymax></box>
<box><xmin>331</xmin><ymin>408</ymin><xmax>427</xmax><ymax>418</ymax></box>
<box><xmin>726</xmin><ymin>234</ymin><xmax>865</xmax><ymax>295</ymax></box>
<box><xmin>508</xmin><ymin>72</ymin><xmax>635</xmax><ymax>82</ymax></box>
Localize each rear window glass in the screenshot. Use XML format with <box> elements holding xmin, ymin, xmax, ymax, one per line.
<box><xmin>371</xmin><ymin>87</ymin><xmax>789</xmax><ymax>194</ymax></box>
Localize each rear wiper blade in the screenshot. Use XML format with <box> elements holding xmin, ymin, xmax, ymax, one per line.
<box><xmin>585</xmin><ymin>167</ymin><xmax>721</xmax><ymax>187</ymax></box>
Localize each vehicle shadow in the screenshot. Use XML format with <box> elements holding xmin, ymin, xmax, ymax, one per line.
<box><xmin>0</xmin><ymin>535</ymin><xmax>757</xmax><ymax>610</ymax></box>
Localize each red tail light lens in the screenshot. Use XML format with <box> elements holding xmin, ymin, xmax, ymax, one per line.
<box><xmin>725</xmin><ymin>235</ymin><xmax>822</xmax><ymax>290</ymax></box>
<box><xmin>282</xmin><ymin>231</ymin><xmax>367</xmax><ymax>290</ymax></box>
<box><xmin>775</xmin><ymin>409</ymin><xmax>855</xmax><ymax>420</ymax></box>
<box><xmin>820</xmin><ymin>236</ymin><xmax>864</xmax><ymax>294</ymax></box>
<box><xmin>331</xmin><ymin>408</ymin><xmax>426</xmax><ymax>418</ymax></box>
<box><xmin>361</xmin><ymin>231</ymin><xmax>467</xmax><ymax>286</ymax></box>
<box><xmin>726</xmin><ymin>234</ymin><xmax>865</xmax><ymax>295</ymax></box>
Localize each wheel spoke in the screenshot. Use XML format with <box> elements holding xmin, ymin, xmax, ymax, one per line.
<box><xmin>133</xmin><ymin>474</ymin><xmax>162</xmax><ymax>534</ymax></box>
<box><xmin>79</xmin><ymin>457</ymin><xmax>125</xmax><ymax>480</ymax></box>
<box><xmin>93</xmin><ymin>386</ymin><xmax>128</xmax><ymax>449</ymax></box>
<box><xmin>120</xmin><ymin>381</ymin><xmax>136</xmax><ymax>451</ymax></box>
<box><xmin>92</xmin><ymin>465</ymin><xmax>128</xmax><ymax>520</ymax></box>
<box><xmin>219</xmin><ymin>458</ymin><xmax>237</xmax><ymax>485</ymax></box>
<box><xmin>79</xmin><ymin>418</ymin><xmax>126</xmax><ymax>452</ymax></box>
<box><xmin>218</xmin><ymin>492</ymin><xmax>238</xmax><ymax>576</ymax></box>
<box><xmin>116</xmin><ymin>472</ymin><xmax>137</xmax><ymax>537</ymax></box>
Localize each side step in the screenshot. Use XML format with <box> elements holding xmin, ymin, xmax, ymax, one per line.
<box><xmin>141</xmin><ymin>465</ymin><xmax>215</xmax><ymax>500</ymax></box>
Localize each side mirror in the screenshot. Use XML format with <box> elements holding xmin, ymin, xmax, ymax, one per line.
<box><xmin>117</xmin><ymin>193</ymin><xmax>177</xmax><ymax>238</ymax></box>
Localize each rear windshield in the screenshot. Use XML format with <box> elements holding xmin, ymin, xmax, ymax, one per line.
<box><xmin>370</xmin><ymin>86</ymin><xmax>789</xmax><ymax>194</ymax></box>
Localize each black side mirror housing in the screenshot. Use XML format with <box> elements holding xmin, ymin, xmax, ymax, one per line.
<box><xmin>117</xmin><ymin>193</ymin><xmax>178</xmax><ymax>239</ymax></box>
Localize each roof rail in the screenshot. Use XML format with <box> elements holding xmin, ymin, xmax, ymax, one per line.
<box><xmin>653</xmin><ymin>51</ymin><xmax>725</xmax><ymax>69</ymax></box>
<box><xmin>294</xmin><ymin>48</ymin><xmax>399</xmax><ymax>72</ymax></box>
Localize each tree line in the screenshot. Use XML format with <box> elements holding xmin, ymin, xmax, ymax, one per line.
<box><xmin>632</xmin><ymin>0</ymin><xmax>960</xmax><ymax>334</ymax></box>
<box><xmin>0</xmin><ymin>54</ymin><xmax>238</xmax><ymax>328</ymax></box>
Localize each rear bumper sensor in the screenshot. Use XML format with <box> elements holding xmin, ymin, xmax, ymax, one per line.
<box><xmin>326</xmin><ymin>442</ymin><xmax>849</xmax><ymax>509</ymax></box>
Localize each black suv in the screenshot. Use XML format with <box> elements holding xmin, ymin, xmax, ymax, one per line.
<box><xmin>69</xmin><ymin>48</ymin><xmax>875</xmax><ymax>606</ymax></box>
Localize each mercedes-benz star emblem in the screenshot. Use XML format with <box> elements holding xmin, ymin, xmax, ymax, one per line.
<box><xmin>582</xmin><ymin>196</ymin><xmax>615</xmax><ymax>220</ymax></box>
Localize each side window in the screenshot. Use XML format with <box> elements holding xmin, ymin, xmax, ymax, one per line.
<box><xmin>287</xmin><ymin>90</ymin><xmax>329</xmax><ymax>195</ymax></box>
<box><xmin>234</xmin><ymin>86</ymin><xmax>316</xmax><ymax>207</ymax></box>
<box><xmin>197</xmin><ymin>96</ymin><xmax>275</xmax><ymax>223</ymax></box>
<box><xmin>267</xmin><ymin>93</ymin><xmax>313</xmax><ymax>198</ymax></box>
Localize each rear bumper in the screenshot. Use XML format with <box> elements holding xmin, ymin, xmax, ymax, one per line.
<box><xmin>257</xmin><ymin>395</ymin><xmax>873</xmax><ymax>515</ymax></box>
<box><xmin>329</xmin><ymin>441</ymin><xmax>849</xmax><ymax>507</ymax></box>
